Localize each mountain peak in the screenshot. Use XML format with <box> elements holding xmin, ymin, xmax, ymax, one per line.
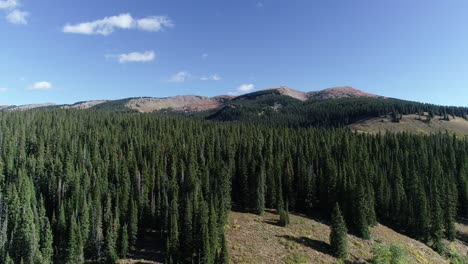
<box><xmin>265</xmin><ymin>86</ymin><xmax>308</xmax><ymax>101</ymax></box>
<box><xmin>307</xmin><ymin>86</ymin><xmax>379</xmax><ymax>100</ymax></box>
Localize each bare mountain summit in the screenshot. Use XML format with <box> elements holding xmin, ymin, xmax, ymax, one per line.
<box><xmin>264</xmin><ymin>86</ymin><xmax>308</xmax><ymax>101</ymax></box>
<box><xmin>307</xmin><ymin>86</ymin><xmax>380</xmax><ymax>100</ymax></box>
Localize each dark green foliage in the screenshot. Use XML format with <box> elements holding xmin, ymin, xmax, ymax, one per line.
<box><xmin>66</xmin><ymin>216</ymin><xmax>84</xmax><ymax>264</ymax></box>
<box><xmin>256</xmin><ymin>164</ymin><xmax>266</xmax><ymax>216</ymax></box>
<box><xmin>207</xmin><ymin>95</ymin><xmax>468</xmax><ymax>128</ymax></box>
<box><xmin>278</xmin><ymin>202</ymin><xmax>290</xmax><ymax>227</ymax></box>
<box><xmin>119</xmin><ymin>224</ymin><xmax>129</xmax><ymax>258</ymax></box>
<box><xmin>330</xmin><ymin>203</ymin><xmax>347</xmax><ymax>259</ymax></box>
<box><xmin>370</xmin><ymin>243</ymin><xmax>408</xmax><ymax>264</ymax></box>
<box><xmin>0</xmin><ymin>108</ymin><xmax>464</xmax><ymax>264</ymax></box>
<box><xmin>354</xmin><ymin>185</ymin><xmax>371</xmax><ymax>239</ymax></box>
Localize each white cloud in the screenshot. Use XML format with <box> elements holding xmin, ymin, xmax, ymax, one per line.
<box><xmin>63</xmin><ymin>13</ymin><xmax>173</xmax><ymax>36</ymax></box>
<box><xmin>0</xmin><ymin>87</ymin><xmax>7</xmax><ymax>93</ymax></box>
<box><xmin>136</xmin><ymin>16</ymin><xmax>173</xmax><ymax>31</ymax></box>
<box><xmin>107</xmin><ymin>51</ymin><xmax>155</xmax><ymax>63</ymax></box>
<box><xmin>228</xmin><ymin>84</ymin><xmax>255</xmax><ymax>95</ymax></box>
<box><xmin>28</xmin><ymin>81</ymin><xmax>52</xmax><ymax>91</ymax></box>
<box><xmin>201</xmin><ymin>53</ymin><xmax>208</xmax><ymax>59</ymax></box>
<box><xmin>169</xmin><ymin>71</ymin><xmax>190</xmax><ymax>82</ymax></box>
<box><xmin>0</xmin><ymin>0</ymin><xmax>17</xmax><ymax>9</ymax></box>
<box><xmin>200</xmin><ymin>74</ymin><xmax>221</xmax><ymax>81</ymax></box>
<box><xmin>237</xmin><ymin>84</ymin><xmax>255</xmax><ymax>92</ymax></box>
<box><xmin>6</xmin><ymin>9</ymin><xmax>28</xmax><ymax>24</ymax></box>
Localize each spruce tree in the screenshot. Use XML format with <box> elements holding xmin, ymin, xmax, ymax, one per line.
<box><xmin>330</xmin><ymin>203</ymin><xmax>347</xmax><ymax>259</ymax></box>
<box><xmin>120</xmin><ymin>224</ymin><xmax>129</xmax><ymax>258</ymax></box>
<box><xmin>279</xmin><ymin>201</ymin><xmax>289</xmax><ymax>227</ymax></box>
<box><xmin>66</xmin><ymin>216</ymin><xmax>84</xmax><ymax>264</ymax></box>
<box><xmin>256</xmin><ymin>164</ymin><xmax>266</xmax><ymax>216</ymax></box>
<box><xmin>354</xmin><ymin>185</ymin><xmax>370</xmax><ymax>239</ymax></box>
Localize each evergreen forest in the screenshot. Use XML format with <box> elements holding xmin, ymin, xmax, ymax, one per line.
<box><xmin>0</xmin><ymin>109</ymin><xmax>466</xmax><ymax>263</ymax></box>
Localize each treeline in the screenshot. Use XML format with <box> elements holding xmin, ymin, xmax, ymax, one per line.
<box><xmin>0</xmin><ymin>110</ymin><xmax>466</xmax><ymax>263</ymax></box>
<box><xmin>207</xmin><ymin>94</ymin><xmax>468</xmax><ymax>127</ymax></box>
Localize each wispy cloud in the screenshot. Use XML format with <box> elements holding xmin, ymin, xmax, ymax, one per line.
<box><xmin>63</xmin><ymin>13</ymin><xmax>173</xmax><ymax>36</ymax></box>
<box><xmin>201</xmin><ymin>53</ymin><xmax>208</xmax><ymax>59</ymax></box>
<box><xmin>6</xmin><ymin>9</ymin><xmax>28</xmax><ymax>24</ymax></box>
<box><xmin>0</xmin><ymin>0</ymin><xmax>28</xmax><ymax>26</ymax></box>
<box><xmin>0</xmin><ymin>0</ymin><xmax>17</xmax><ymax>9</ymax></box>
<box><xmin>228</xmin><ymin>84</ymin><xmax>255</xmax><ymax>96</ymax></box>
<box><xmin>28</xmin><ymin>81</ymin><xmax>52</xmax><ymax>91</ymax></box>
<box><xmin>0</xmin><ymin>87</ymin><xmax>7</xmax><ymax>93</ymax></box>
<box><xmin>200</xmin><ymin>74</ymin><xmax>221</xmax><ymax>81</ymax></box>
<box><xmin>256</xmin><ymin>2</ymin><xmax>264</xmax><ymax>8</ymax></box>
<box><xmin>168</xmin><ymin>71</ymin><xmax>222</xmax><ymax>82</ymax></box>
<box><xmin>237</xmin><ymin>84</ymin><xmax>255</xmax><ymax>92</ymax></box>
<box><xmin>136</xmin><ymin>16</ymin><xmax>173</xmax><ymax>32</ymax></box>
<box><xmin>107</xmin><ymin>51</ymin><xmax>156</xmax><ymax>63</ymax></box>
<box><xmin>169</xmin><ymin>71</ymin><xmax>190</xmax><ymax>82</ymax></box>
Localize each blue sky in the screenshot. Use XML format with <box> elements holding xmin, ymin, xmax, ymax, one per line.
<box><xmin>0</xmin><ymin>0</ymin><xmax>467</xmax><ymax>106</ymax></box>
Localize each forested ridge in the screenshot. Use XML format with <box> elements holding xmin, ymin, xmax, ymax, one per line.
<box><xmin>206</xmin><ymin>93</ymin><xmax>468</xmax><ymax>127</ymax></box>
<box><xmin>0</xmin><ymin>109</ymin><xmax>466</xmax><ymax>263</ymax></box>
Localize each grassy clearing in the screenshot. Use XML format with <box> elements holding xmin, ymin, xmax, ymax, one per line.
<box><xmin>225</xmin><ymin>210</ymin><xmax>458</xmax><ymax>264</ymax></box>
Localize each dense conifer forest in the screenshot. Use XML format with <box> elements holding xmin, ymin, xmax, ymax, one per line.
<box><xmin>0</xmin><ymin>109</ymin><xmax>466</xmax><ymax>263</ymax></box>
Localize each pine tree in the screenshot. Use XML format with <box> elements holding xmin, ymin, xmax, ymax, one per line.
<box><xmin>105</xmin><ymin>219</ymin><xmax>118</xmax><ymax>264</ymax></box>
<box><xmin>66</xmin><ymin>216</ymin><xmax>84</xmax><ymax>264</ymax></box>
<box><xmin>200</xmin><ymin>201</ymin><xmax>213</xmax><ymax>264</ymax></box>
<box><xmin>120</xmin><ymin>224</ymin><xmax>129</xmax><ymax>258</ymax></box>
<box><xmin>256</xmin><ymin>164</ymin><xmax>266</xmax><ymax>216</ymax></box>
<box><xmin>354</xmin><ymin>184</ymin><xmax>370</xmax><ymax>239</ymax></box>
<box><xmin>431</xmin><ymin>188</ymin><xmax>445</xmax><ymax>254</ymax></box>
<box><xmin>279</xmin><ymin>201</ymin><xmax>289</xmax><ymax>227</ymax></box>
<box><xmin>129</xmin><ymin>198</ymin><xmax>139</xmax><ymax>247</ymax></box>
<box><xmin>218</xmin><ymin>233</ymin><xmax>229</xmax><ymax>264</ymax></box>
<box><xmin>330</xmin><ymin>203</ymin><xmax>347</xmax><ymax>259</ymax></box>
<box><xmin>40</xmin><ymin>217</ymin><xmax>54</xmax><ymax>264</ymax></box>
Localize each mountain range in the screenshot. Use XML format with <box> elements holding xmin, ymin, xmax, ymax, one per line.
<box><xmin>1</xmin><ymin>86</ymin><xmax>380</xmax><ymax>113</ymax></box>
<box><xmin>2</xmin><ymin>86</ymin><xmax>468</xmax><ymax>136</ymax></box>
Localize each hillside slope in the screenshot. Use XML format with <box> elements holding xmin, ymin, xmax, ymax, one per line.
<box><xmin>126</xmin><ymin>95</ymin><xmax>223</xmax><ymax>113</ymax></box>
<box><xmin>351</xmin><ymin>114</ymin><xmax>468</xmax><ymax>137</ymax></box>
<box><xmin>226</xmin><ymin>210</ymin><xmax>455</xmax><ymax>264</ymax></box>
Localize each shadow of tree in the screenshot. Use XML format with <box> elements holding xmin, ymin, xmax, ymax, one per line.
<box><xmin>277</xmin><ymin>235</ymin><xmax>332</xmax><ymax>256</ymax></box>
<box><xmin>129</xmin><ymin>229</ymin><xmax>165</xmax><ymax>263</ymax></box>
<box><xmin>263</xmin><ymin>219</ymin><xmax>283</xmax><ymax>227</ymax></box>
<box><xmin>456</xmin><ymin>231</ymin><xmax>468</xmax><ymax>245</ymax></box>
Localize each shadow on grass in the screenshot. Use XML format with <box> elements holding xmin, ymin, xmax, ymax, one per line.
<box><xmin>263</xmin><ymin>219</ymin><xmax>283</xmax><ymax>227</ymax></box>
<box><xmin>278</xmin><ymin>235</ymin><xmax>332</xmax><ymax>257</ymax></box>
<box><xmin>456</xmin><ymin>231</ymin><xmax>468</xmax><ymax>244</ymax></box>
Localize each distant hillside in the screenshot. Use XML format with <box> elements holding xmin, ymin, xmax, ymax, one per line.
<box><xmin>1</xmin><ymin>86</ymin><xmax>467</xmax><ymax>135</ymax></box>
<box><xmin>126</xmin><ymin>95</ymin><xmax>224</xmax><ymax>113</ymax></box>
<box><xmin>351</xmin><ymin>114</ymin><xmax>468</xmax><ymax>137</ymax></box>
